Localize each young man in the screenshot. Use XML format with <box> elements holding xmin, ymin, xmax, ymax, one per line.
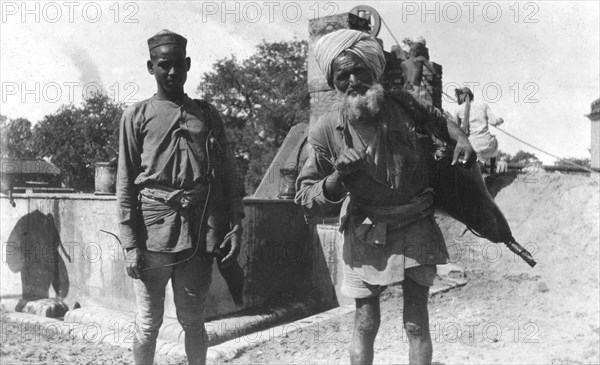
<box><xmin>116</xmin><ymin>30</ymin><xmax>245</xmax><ymax>365</ymax></box>
<box><xmin>454</xmin><ymin>87</ymin><xmax>505</xmax><ymax>175</ymax></box>
<box><xmin>295</xmin><ymin>29</ymin><xmax>474</xmax><ymax>365</ymax></box>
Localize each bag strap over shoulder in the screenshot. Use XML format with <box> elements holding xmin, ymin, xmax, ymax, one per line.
<box><xmin>194</xmin><ymin>99</ymin><xmax>216</xmax><ymax>132</ymax></box>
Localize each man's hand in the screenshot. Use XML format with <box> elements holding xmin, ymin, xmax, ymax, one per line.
<box><xmin>125</xmin><ymin>248</ymin><xmax>144</xmax><ymax>280</ymax></box>
<box><xmin>334</xmin><ymin>148</ymin><xmax>368</xmax><ymax>176</ymax></box>
<box><xmin>452</xmin><ymin>137</ymin><xmax>475</xmax><ymax>166</ymax></box>
<box><xmin>445</xmin><ymin>116</ymin><xmax>475</xmax><ymax>167</ymax></box>
<box><xmin>323</xmin><ymin>148</ymin><xmax>368</xmax><ymax>201</ymax></box>
<box><xmin>218</xmin><ymin>225</ymin><xmax>242</xmax><ymax>268</ymax></box>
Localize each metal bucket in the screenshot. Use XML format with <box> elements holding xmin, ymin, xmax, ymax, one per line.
<box><xmin>94</xmin><ymin>162</ymin><xmax>116</xmax><ymax>195</ymax></box>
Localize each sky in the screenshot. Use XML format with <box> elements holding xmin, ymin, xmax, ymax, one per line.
<box><xmin>1</xmin><ymin>1</ymin><xmax>599</xmax><ymax>164</ymax></box>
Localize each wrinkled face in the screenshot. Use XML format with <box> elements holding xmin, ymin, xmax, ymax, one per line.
<box><xmin>147</xmin><ymin>44</ymin><xmax>190</xmax><ymax>93</ymax></box>
<box><xmin>331</xmin><ymin>51</ymin><xmax>374</xmax><ymax>95</ymax></box>
<box><xmin>332</xmin><ymin>52</ymin><xmax>384</xmax><ymax>122</ymax></box>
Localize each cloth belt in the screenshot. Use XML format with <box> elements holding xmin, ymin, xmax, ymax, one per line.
<box><xmin>340</xmin><ymin>188</ymin><xmax>435</xmax><ymax>248</ymax></box>
<box><xmin>139</xmin><ymin>183</ymin><xmax>209</xmax><ymax>226</ymax></box>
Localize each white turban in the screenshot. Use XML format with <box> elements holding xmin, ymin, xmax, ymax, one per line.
<box><xmin>314</xmin><ymin>29</ymin><xmax>386</xmax><ymax>87</ymax></box>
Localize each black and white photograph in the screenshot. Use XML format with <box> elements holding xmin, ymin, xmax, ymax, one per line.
<box><xmin>1</xmin><ymin>1</ymin><xmax>599</xmax><ymax>364</ymax></box>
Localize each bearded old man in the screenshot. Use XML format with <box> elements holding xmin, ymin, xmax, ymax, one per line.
<box><xmin>295</xmin><ymin>29</ymin><xmax>474</xmax><ymax>365</ymax></box>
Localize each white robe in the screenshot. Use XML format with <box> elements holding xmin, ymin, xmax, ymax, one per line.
<box><xmin>454</xmin><ymin>101</ymin><xmax>502</xmax><ymax>162</ymax></box>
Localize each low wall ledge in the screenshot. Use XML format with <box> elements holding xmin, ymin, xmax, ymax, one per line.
<box><xmin>1</xmin><ymin>193</ymin><xmax>117</xmax><ymax>201</ymax></box>
<box><xmin>243</xmin><ymin>198</ymin><xmax>297</xmax><ymax>204</ymax></box>
<box><xmin>1</xmin><ymin>195</ymin><xmax>301</xmax><ymax>204</ymax></box>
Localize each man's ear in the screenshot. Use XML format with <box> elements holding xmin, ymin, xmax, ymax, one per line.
<box><xmin>147</xmin><ymin>60</ymin><xmax>154</xmax><ymax>75</ymax></box>
<box><xmin>186</xmin><ymin>57</ymin><xmax>191</xmax><ymax>71</ymax></box>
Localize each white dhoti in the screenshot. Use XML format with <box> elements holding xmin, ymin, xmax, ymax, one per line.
<box><xmin>469</xmin><ymin>133</ymin><xmax>499</xmax><ymax>162</ymax></box>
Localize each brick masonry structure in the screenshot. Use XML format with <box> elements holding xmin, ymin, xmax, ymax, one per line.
<box><xmin>586</xmin><ymin>98</ymin><xmax>600</xmax><ymax>169</ymax></box>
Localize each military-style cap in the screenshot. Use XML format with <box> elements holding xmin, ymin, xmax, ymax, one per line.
<box><xmin>147</xmin><ymin>29</ymin><xmax>187</xmax><ymax>51</ymax></box>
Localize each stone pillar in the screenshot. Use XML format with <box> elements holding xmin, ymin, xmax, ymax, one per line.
<box><xmin>586</xmin><ymin>98</ymin><xmax>600</xmax><ymax>169</ymax></box>
<box><xmin>422</xmin><ymin>62</ymin><xmax>443</xmax><ymax>109</ymax></box>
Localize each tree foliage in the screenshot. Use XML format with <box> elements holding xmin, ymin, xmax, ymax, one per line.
<box><xmin>197</xmin><ymin>39</ymin><xmax>309</xmax><ymax>193</ymax></box>
<box><xmin>4</xmin><ymin>40</ymin><xmax>310</xmax><ymax>193</ymax></box>
<box><xmin>553</xmin><ymin>157</ymin><xmax>591</xmax><ymax>168</ymax></box>
<box><xmin>30</xmin><ymin>92</ymin><xmax>123</xmax><ymax>191</ymax></box>
<box><xmin>0</xmin><ymin>116</ymin><xmax>36</xmax><ymax>159</ymax></box>
<box><xmin>498</xmin><ymin>150</ymin><xmax>541</xmax><ymax>165</ymax></box>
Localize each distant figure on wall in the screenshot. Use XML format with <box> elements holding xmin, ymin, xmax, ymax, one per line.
<box><xmin>453</xmin><ymin>87</ymin><xmax>505</xmax><ymax>175</ymax></box>
<box><xmin>400</xmin><ymin>36</ymin><xmax>430</xmax><ymax>95</ymax></box>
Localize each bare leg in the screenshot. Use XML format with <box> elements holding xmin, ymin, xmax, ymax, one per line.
<box><xmin>133</xmin><ymin>336</ymin><xmax>157</xmax><ymax>365</ymax></box>
<box><xmin>185</xmin><ymin>330</ymin><xmax>208</xmax><ymax>365</ymax></box>
<box><xmin>403</xmin><ymin>276</ymin><xmax>432</xmax><ymax>365</ymax></box>
<box><xmin>350</xmin><ymin>295</ymin><xmax>380</xmax><ymax>365</ymax></box>
<box><xmin>489</xmin><ymin>157</ymin><xmax>497</xmax><ymax>176</ymax></box>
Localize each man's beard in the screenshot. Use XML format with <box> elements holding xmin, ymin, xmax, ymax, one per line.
<box><xmin>340</xmin><ymin>82</ymin><xmax>385</xmax><ymax>122</ymax></box>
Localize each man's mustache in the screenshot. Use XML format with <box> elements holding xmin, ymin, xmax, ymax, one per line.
<box><xmin>345</xmin><ymin>81</ymin><xmax>371</xmax><ymax>95</ymax></box>
<box><xmin>341</xmin><ymin>82</ymin><xmax>385</xmax><ymax>121</ymax></box>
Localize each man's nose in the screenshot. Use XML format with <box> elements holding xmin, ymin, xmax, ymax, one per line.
<box><xmin>349</xmin><ymin>74</ymin><xmax>359</xmax><ymax>87</ymax></box>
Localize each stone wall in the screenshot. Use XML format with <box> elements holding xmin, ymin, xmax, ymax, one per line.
<box><xmin>0</xmin><ymin>194</ymin><xmax>336</xmax><ymax>319</ymax></box>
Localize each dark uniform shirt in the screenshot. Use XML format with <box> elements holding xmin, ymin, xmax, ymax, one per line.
<box><xmin>117</xmin><ymin>94</ymin><xmax>245</xmax><ymax>252</ymax></box>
